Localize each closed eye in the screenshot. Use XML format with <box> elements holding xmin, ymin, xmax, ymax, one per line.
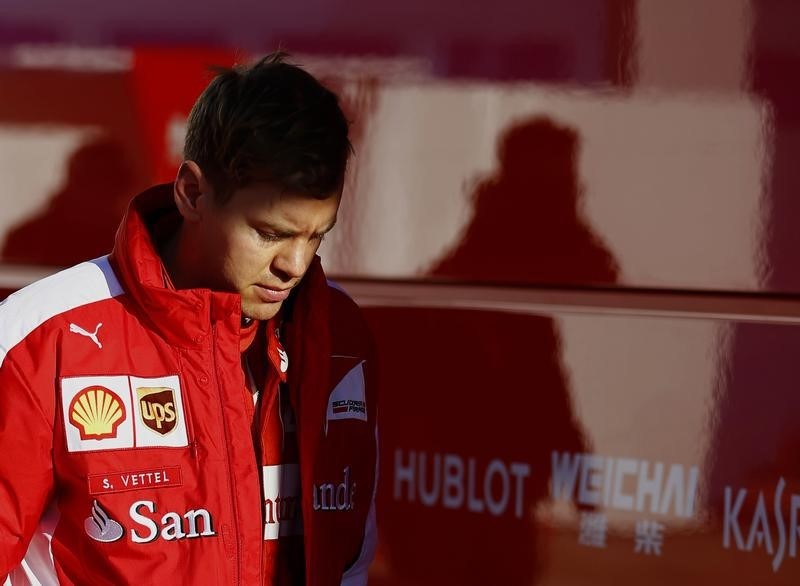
<box><xmin>254</xmin><ymin>226</ymin><xmax>330</xmax><ymax>244</ymax></box>
<box><xmin>256</xmin><ymin>230</ymin><xmax>285</xmax><ymax>243</ymax></box>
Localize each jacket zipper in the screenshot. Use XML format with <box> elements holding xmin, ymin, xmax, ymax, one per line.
<box><xmin>244</xmin><ymin>342</ymin><xmax>266</xmax><ymax>583</ymax></box>
<box><xmin>211</xmin><ymin>324</ymin><xmax>242</xmax><ymax>585</ymax></box>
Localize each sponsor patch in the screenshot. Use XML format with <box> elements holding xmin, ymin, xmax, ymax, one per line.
<box><xmin>62</xmin><ymin>376</ymin><xmax>134</xmax><ymax>452</ymax></box>
<box><xmin>331</xmin><ymin>399</ymin><xmax>366</xmax><ymax>415</ymax></box>
<box><xmin>129</xmin><ymin>500</ymin><xmax>216</xmax><ymax>543</ymax></box>
<box><xmin>88</xmin><ymin>466</ymin><xmax>183</xmax><ymax>495</ymax></box>
<box><xmin>327</xmin><ymin>362</ymin><xmax>367</xmax><ymax>424</ymax></box>
<box><xmin>69</xmin><ymin>386</ymin><xmax>126</xmax><ymax>440</ymax></box>
<box><xmin>262</xmin><ymin>464</ymin><xmax>303</xmax><ymax>540</ymax></box>
<box><xmin>313</xmin><ymin>467</ymin><xmax>356</xmax><ymax>512</ymax></box>
<box><xmin>69</xmin><ymin>322</ymin><xmax>103</xmax><ymax>349</ymax></box>
<box><xmin>137</xmin><ymin>387</ymin><xmax>178</xmax><ymax>435</ymax></box>
<box><xmin>61</xmin><ymin>375</ymin><xmax>188</xmax><ymax>452</ymax></box>
<box><xmin>131</xmin><ymin>376</ymin><xmax>188</xmax><ymax>447</ymax></box>
<box><xmin>84</xmin><ymin>498</ymin><xmax>216</xmax><ymax>544</ymax></box>
<box><xmin>85</xmin><ymin>500</ymin><xmax>124</xmax><ymax>543</ymax></box>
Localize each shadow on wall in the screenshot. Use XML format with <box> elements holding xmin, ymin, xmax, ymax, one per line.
<box><xmin>2</xmin><ymin>136</ymin><xmax>135</xmax><ymax>267</ymax></box>
<box><xmin>434</xmin><ymin>116</ymin><xmax>619</xmax><ymax>286</ymax></box>
<box><xmin>368</xmin><ymin>117</ymin><xmax>618</xmax><ymax>585</ymax></box>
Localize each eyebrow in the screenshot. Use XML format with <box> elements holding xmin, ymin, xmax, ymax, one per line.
<box><xmin>255</xmin><ymin>218</ymin><xmax>337</xmax><ymax>238</ymax></box>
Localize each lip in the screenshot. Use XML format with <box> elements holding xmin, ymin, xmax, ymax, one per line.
<box><xmin>254</xmin><ymin>285</ymin><xmax>291</xmax><ymax>303</ymax></box>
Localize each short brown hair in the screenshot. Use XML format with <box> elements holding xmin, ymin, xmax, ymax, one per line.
<box><xmin>184</xmin><ymin>51</ymin><xmax>352</xmax><ymax>202</ymax></box>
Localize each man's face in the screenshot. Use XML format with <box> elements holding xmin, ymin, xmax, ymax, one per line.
<box><xmin>195</xmin><ymin>182</ymin><xmax>339</xmax><ymax>321</ymax></box>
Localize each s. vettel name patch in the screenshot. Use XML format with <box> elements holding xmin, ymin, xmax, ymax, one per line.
<box><xmin>327</xmin><ymin>361</ymin><xmax>367</xmax><ymax>424</ymax></box>
<box><xmin>88</xmin><ymin>466</ymin><xmax>183</xmax><ymax>495</ymax></box>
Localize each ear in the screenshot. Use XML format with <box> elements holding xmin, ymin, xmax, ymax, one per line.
<box><xmin>174</xmin><ymin>161</ymin><xmax>213</xmax><ymax>222</ymax></box>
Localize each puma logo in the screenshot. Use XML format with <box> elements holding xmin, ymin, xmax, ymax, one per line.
<box><xmin>69</xmin><ymin>323</ymin><xmax>103</xmax><ymax>349</ymax></box>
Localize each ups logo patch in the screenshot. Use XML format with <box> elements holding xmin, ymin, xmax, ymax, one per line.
<box><xmin>136</xmin><ymin>387</ymin><xmax>178</xmax><ymax>435</ymax></box>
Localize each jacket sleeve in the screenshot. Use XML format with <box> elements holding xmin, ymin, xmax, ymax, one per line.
<box><xmin>325</xmin><ymin>284</ymin><xmax>380</xmax><ymax>585</ymax></box>
<box><xmin>340</xmin><ymin>424</ymin><xmax>378</xmax><ymax>586</ymax></box>
<box><xmin>0</xmin><ymin>354</ymin><xmax>55</xmax><ymax>577</ymax></box>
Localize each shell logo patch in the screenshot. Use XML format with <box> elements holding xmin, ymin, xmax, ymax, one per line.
<box><xmin>61</xmin><ymin>375</ymin><xmax>188</xmax><ymax>452</ymax></box>
<box><xmin>69</xmin><ymin>386</ymin><xmax>127</xmax><ymax>440</ymax></box>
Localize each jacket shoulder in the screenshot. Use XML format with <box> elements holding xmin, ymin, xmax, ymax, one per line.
<box><xmin>327</xmin><ymin>279</ymin><xmax>363</xmax><ymax>313</ymax></box>
<box><xmin>0</xmin><ymin>256</ymin><xmax>124</xmax><ymax>366</ymax></box>
<box><xmin>327</xmin><ymin>280</ymin><xmax>374</xmax><ymax>356</ymax></box>
<box><xmin>327</xmin><ymin>279</ymin><xmax>369</xmax><ymax>329</ymax></box>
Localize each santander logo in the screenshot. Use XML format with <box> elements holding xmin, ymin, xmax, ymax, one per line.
<box><xmin>313</xmin><ymin>467</ymin><xmax>356</xmax><ymax>512</ymax></box>
<box><xmin>84</xmin><ymin>500</ymin><xmax>124</xmax><ymax>543</ymax></box>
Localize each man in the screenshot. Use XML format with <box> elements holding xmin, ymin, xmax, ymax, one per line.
<box><xmin>0</xmin><ymin>52</ymin><xmax>378</xmax><ymax>585</ymax></box>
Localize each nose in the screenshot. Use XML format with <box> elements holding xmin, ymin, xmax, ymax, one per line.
<box><xmin>271</xmin><ymin>240</ymin><xmax>309</xmax><ymax>283</ymax></box>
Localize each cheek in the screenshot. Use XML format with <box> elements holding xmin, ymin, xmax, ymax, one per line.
<box><xmin>222</xmin><ymin>234</ymin><xmax>270</xmax><ymax>281</ymax></box>
<box><xmin>307</xmin><ymin>242</ymin><xmax>322</xmax><ymax>265</ymax></box>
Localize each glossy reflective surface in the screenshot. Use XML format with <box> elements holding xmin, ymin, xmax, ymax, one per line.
<box><xmin>0</xmin><ymin>2</ymin><xmax>796</xmax><ymax>293</ymax></box>
<box><xmin>365</xmin><ymin>303</ymin><xmax>800</xmax><ymax>583</ymax></box>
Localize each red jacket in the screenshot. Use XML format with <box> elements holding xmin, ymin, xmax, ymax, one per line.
<box><xmin>0</xmin><ymin>186</ymin><xmax>378</xmax><ymax>585</ymax></box>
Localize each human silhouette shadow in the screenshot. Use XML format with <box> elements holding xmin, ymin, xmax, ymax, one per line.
<box><xmin>2</xmin><ymin>137</ymin><xmax>135</xmax><ymax>267</ymax></box>
<box><xmin>434</xmin><ymin>116</ymin><xmax>618</xmax><ymax>286</ymax></box>
<box><xmin>367</xmin><ymin>117</ymin><xmax>618</xmax><ymax>585</ymax></box>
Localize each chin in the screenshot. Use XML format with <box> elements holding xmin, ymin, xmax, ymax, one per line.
<box><xmin>242</xmin><ymin>301</ymin><xmax>282</xmax><ymax>322</ymax></box>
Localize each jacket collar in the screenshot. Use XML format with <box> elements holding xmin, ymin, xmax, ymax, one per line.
<box><xmin>109</xmin><ymin>183</ymin><xmax>241</xmax><ymax>349</ymax></box>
